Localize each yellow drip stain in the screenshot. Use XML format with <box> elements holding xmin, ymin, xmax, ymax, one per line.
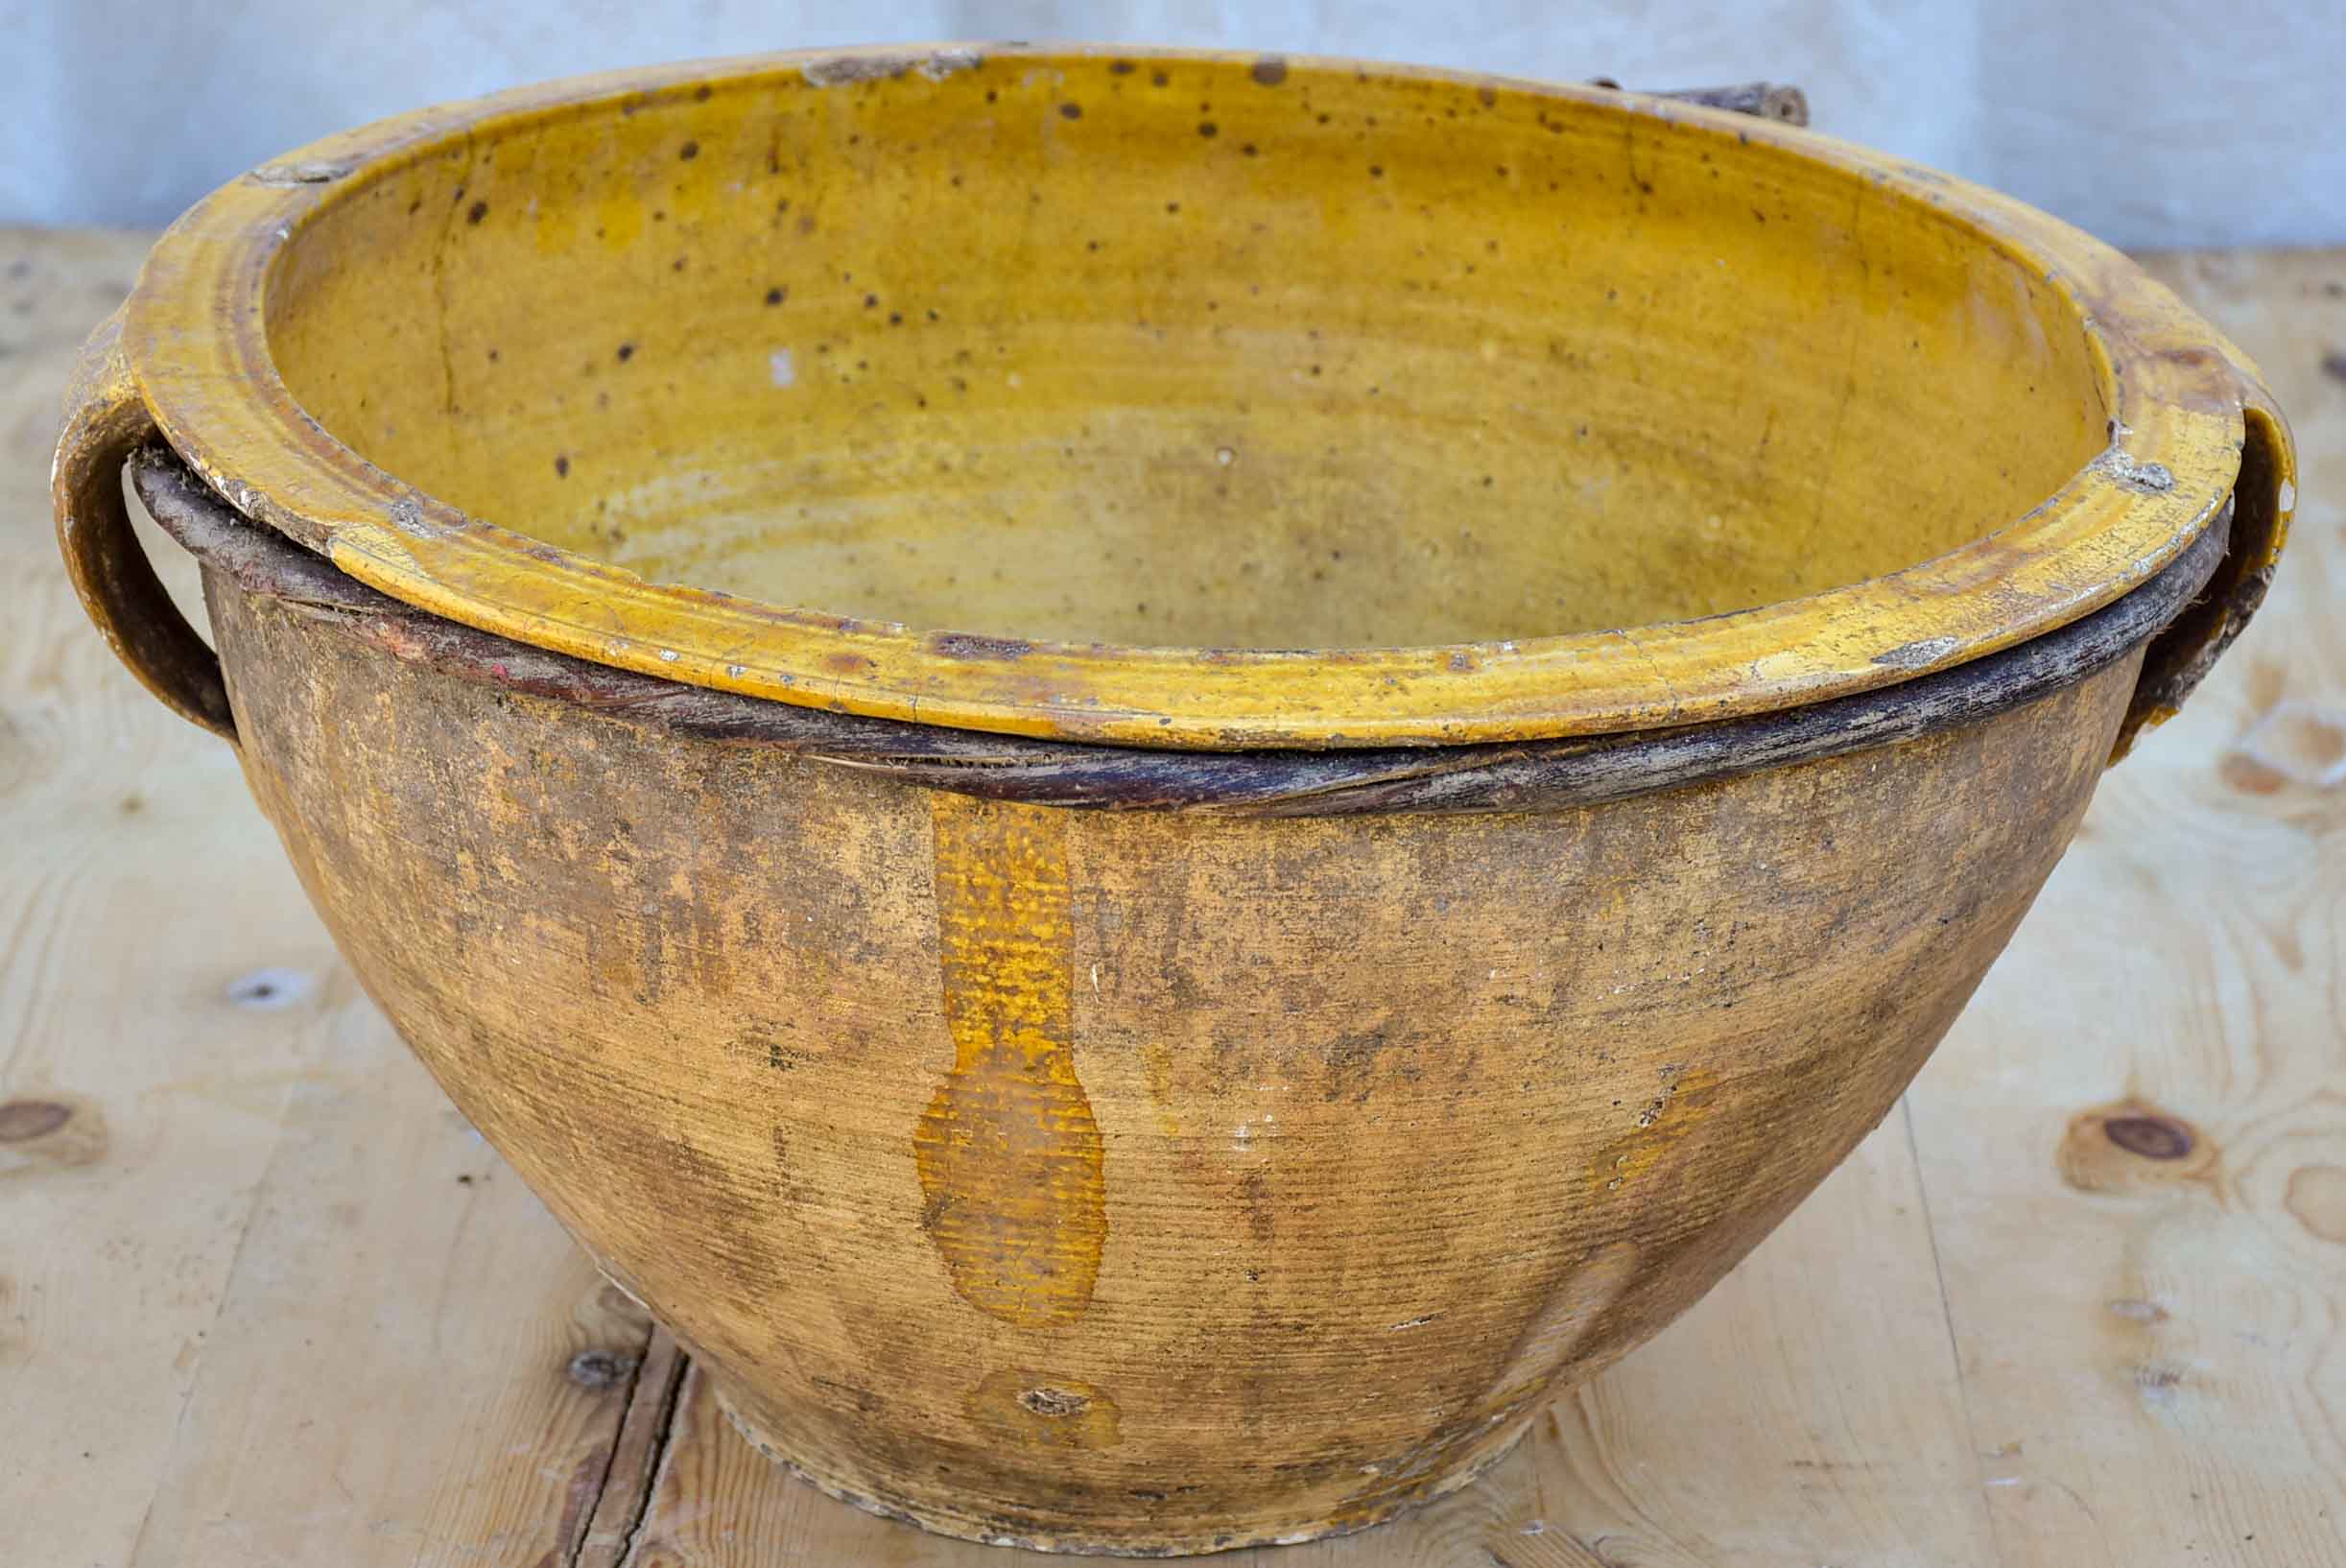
<box><xmin>915</xmin><ymin>796</ymin><xmax>1106</xmax><ymax>1328</ymax></box>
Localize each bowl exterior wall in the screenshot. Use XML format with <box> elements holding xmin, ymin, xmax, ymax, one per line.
<box><xmin>202</xmin><ymin>560</ymin><xmax>2134</xmax><ymax>1552</ymax></box>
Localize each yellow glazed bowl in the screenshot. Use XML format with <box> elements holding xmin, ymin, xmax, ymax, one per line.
<box><xmin>58</xmin><ymin>45</ymin><xmax>2291</xmax><ymax>1556</ymax></box>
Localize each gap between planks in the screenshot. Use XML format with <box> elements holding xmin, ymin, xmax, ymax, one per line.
<box><xmin>575</xmin><ymin>1328</ymin><xmax>689</xmax><ymax>1568</ymax></box>
<box><xmin>1901</xmin><ymin>1094</ymin><xmax>2014</xmax><ymax>1568</ymax></box>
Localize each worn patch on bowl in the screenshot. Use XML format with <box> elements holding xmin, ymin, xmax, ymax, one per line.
<box><xmin>1586</xmin><ymin>1065</ymin><xmax>1723</xmax><ymax>1197</ymax></box>
<box><xmin>964</xmin><ymin>1367</ymin><xmax>1124</xmax><ymax>1450</ymax></box>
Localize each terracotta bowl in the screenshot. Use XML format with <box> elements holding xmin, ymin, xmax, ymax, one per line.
<box><xmin>58</xmin><ymin>47</ymin><xmax>2290</xmax><ymax>1556</ymax></box>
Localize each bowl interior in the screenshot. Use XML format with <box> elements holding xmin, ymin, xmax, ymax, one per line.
<box><xmin>263</xmin><ymin>55</ymin><xmax>2108</xmax><ymax>650</ymax></box>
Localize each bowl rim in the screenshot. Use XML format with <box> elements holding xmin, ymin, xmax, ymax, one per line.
<box><xmin>121</xmin><ymin>42</ymin><xmax>2268</xmax><ymax>751</ymax></box>
<box><xmin>132</xmin><ymin>443</ymin><xmax>2234</xmax><ymax>815</ymax></box>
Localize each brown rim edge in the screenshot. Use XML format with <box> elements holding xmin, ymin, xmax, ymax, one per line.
<box><xmin>134</xmin><ymin>446</ymin><xmax>2228</xmax><ymax>818</ymax></box>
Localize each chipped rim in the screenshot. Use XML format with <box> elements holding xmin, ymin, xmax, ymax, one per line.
<box><xmin>120</xmin><ymin>43</ymin><xmax>2284</xmax><ymax>750</ymax></box>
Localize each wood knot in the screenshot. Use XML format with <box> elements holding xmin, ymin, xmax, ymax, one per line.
<box><xmin>567</xmin><ymin>1349</ymin><xmax>635</xmax><ymax>1389</ymax></box>
<box><xmin>2058</xmin><ymin>1101</ymin><xmax>2216</xmax><ymax>1194</ymax></box>
<box><xmin>226</xmin><ymin>967</ymin><xmax>316</xmax><ymax>1010</ymax></box>
<box><xmin>0</xmin><ymin>1100</ymin><xmax>71</xmax><ymax>1142</ymax></box>
<box><xmin>0</xmin><ymin>1094</ymin><xmax>107</xmax><ymax>1176</ymax></box>
<box><xmin>2103</xmin><ymin>1115</ymin><xmax>2193</xmax><ymax>1160</ymax></box>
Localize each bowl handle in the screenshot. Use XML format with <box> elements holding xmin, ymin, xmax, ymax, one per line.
<box><xmin>2111</xmin><ymin>359</ymin><xmax>2296</xmax><ymax>762</ymax></box>
<box><xmin>53</xmin><ymin>306</ymin><xmax>237</xmax><ymax>744</ymax></box>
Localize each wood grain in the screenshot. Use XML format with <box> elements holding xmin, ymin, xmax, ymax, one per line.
<box><xmin>1</xmin><ymin>226</ymin><xmax>327</xmax><ymax>1568</ymax></box>
<box><xmin>5</xmin><ymin>226</ymin><xmax>2341</xmax><ymax>1564</ymax></box>
<box><xmin>1897</xmin><ymin>248</ymin><xmax>2346</xmax><ymax>1568</ymax></box>
<box><xmin>2</xmin><ymin>226</ymin><xmax>653</xmax><ymax>1568</ymax></box>
<box><xmin>119</xmin><ymin>1011</ymin><xmax>655</xmax><ymax>1568</ymax></box>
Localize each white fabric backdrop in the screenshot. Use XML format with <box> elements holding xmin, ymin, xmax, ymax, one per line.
<box><xmin>6</xmin><ymin>0</ymin><xmax>2337</xmax><ymax>249</ymax></box>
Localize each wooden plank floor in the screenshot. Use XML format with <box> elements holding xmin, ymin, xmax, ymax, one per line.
<box><xmin>3</xmin><ymin>226</ymin><xmax>2340</xmax><ymax>1567</ymax></box>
